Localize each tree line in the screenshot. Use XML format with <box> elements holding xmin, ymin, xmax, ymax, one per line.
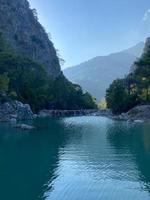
<box><xmin>106</xmin><ymin>50</ymin><xmax>150</xmax><ymax>114</ymax></box>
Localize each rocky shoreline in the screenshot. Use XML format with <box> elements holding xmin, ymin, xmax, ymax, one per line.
<box><xmin>0</xmin><ymin>101</ymin><xmax>35</xmax><ymax>123</ymax></box>
<box><xmin>0</xmin><ymin>100</ymin><xmax>98</xmax><ymax>122</ymax></box>
<box><xmin>85</xmin><ymin>106</ymin><xmax>150</xmax><ymax>123</ymax></box>
<box><xmin>0</xmin><ymin>101</ymin><xmax>150</xmax><ymax>127</ymax></box>
<box><xmin>111</xmin><ymin>105</ymin><xmax>150</xmax><ymax>123</ymax></box>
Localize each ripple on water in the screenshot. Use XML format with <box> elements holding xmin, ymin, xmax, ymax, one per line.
<box><xmin>0</xmin><ymin>117</ymin><xmax>150</xmax><ymax>200</ymax></box>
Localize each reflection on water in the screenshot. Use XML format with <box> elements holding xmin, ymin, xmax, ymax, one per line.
<box><xmin>0</xmin><ymin>118</ymin><xmax>69</xmax><ymax>200</ymax></box>
<box><xmin>107</xmin><ymin>122</ymin><xmax>150</xmax><ymax>193</ymax></box>
<box><xmin>0</xmin><ymin>117</ymin><xmax>150</xmax><ymax>200</ymax></box>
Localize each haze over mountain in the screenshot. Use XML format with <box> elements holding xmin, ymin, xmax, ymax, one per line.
<box><xmin>64</xmin><ymin>42</ymin><xmax>144</xmax><ymax>101</ymax></box>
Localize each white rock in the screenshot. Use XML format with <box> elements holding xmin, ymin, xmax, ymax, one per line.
<box><xmin>15</xmin><ymin>124</ymin><xmax>35</xmax><ymax>130</ymax></box>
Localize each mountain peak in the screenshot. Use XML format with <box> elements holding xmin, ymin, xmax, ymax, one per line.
<box><xmin>64</xmin><ymin>42</ymin><xmax>144</xmax><ymax>101</ymax></box>
<box><xmin>122</xmin><ymin>42</ymin><xmax>145</xmax><ymax>57</ymax></box>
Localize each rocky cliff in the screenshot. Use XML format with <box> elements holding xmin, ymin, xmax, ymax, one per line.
<box><xmin>130</xmin><ymin>38</ymin><xmax>150</xmax><ymax>73</ymax></box>
<box><xmin>0</xmin><ymin>0</ymin><xmax>61</xmax><ymax>77</ymax></box>
<box><xmin>142</xmin><ymin>37</ymin><xmax>150</xmax><ymax>57</ymax></box>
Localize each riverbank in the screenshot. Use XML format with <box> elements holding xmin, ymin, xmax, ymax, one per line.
<box><xmin>111</xmin><ymin>105</ymin><xmax>150</xmax><ymax>122</ymax></box>
<box><xmin>0</xmin><ymin>100</ymin><xmax>98</xmax><ymax>122</ymax></box>
<box><xmin>86</xmin><ymin>105</ymin><xmax>150</xmax><ymax>123</ymax></box>
<box><xmin>1</xmin><ymin>100</ymin><xmax>150</xmax><ymax>124</ymax></box>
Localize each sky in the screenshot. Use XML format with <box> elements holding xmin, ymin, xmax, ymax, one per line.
<box><xmin>29</xmin><ymin>0</ymin><xmax>150</xmax><ymax>69</ymax></box>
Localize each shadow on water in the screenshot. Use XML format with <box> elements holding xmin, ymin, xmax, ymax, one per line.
<box><xmin>0</xmin><ymin>118</ymin><xmax>71</xmax><ymax>200</ymax></box>
<box><xmin>106</xmin><ymin>122</ymin><xmax>150</xmax><ymax>193</ymax></box>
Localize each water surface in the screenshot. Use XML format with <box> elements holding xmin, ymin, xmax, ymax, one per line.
<box><xmin>0</xmin><ymin>116</ymin><xmax>150</xmax><ymax>200</ymax></box>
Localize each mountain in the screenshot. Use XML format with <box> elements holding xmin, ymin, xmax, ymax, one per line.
<box><xmin>0</xmin><ymin>0</ymin><xmax>60</xmax><ymax>77</ymax></box>
<box><xmin>63</xmin><ymin>42</ymin><xmax>144</xmax><ymax>101</ymax></box>
<box><xmin>0</xmin><ymin>0</ymin><xmax>97</xmax><ymax>111</ymax></box>
<box><xmin>105</xmin><ymin>37</ymin><xmax>150</xmax><ymax>114</ymax></box>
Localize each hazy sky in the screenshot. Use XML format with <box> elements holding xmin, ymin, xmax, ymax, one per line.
<box><xmin>29</xmin><ymin>0</ymin><xmax>150</xmax><ymax>68</ymax></box>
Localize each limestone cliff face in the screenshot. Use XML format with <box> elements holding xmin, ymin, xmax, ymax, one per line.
<box><xmin>142</xmin><ymin>37</ymin><xmax>150</xmax><ymax>57</ymax></box>
<box><xmin>130</xmin><ymin>38</ymin><xmax>150</xmax><ymax>73</ymax></box>
<box><xmin>0</xmin><ymin>0</ymin><xmax>61</xmax><ymax>77</ymax></box>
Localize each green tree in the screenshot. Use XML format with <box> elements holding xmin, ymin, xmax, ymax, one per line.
<box><xmin>106</xmin><ymin>79</ymin><xmax>137</xmax><ymax>114</ymax></box>
<box><xmin>0</xmin><ymin>73</ymin><xmax>9</xmax><ymax>92</ymax></box>
<box><xmin>0</xmin><ymin>33</ymin><xmax>97</xmax><ymax>111</ymax></box>
<box><xmin>0</xmin><ymin>32</ymin><xmax>11</xmax><ymax>53</ymax></box>
<box><xmin>134</xmin><ymin>58</ymin><xmax>150</xmax><ymax>102</ymax></box>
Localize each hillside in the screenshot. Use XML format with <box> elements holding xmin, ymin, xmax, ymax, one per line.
<box><xmin>0</xmin><ymin>0</ymin><xmax>60</xmax><ymax>77</ymax></box>
<box><xmin>64</xmin><ymin>42</ymin><xmax>144</xmax><ymax>101</ymax></box>
<box><xmin>106</xmin><ymin>37</ymin><xmax>150</xmax><ymax>114</ymax></box>
<box><xmin>0</xmin><ymin>0</ymin><xmax>97</xmax><ymax>111</ymax></box>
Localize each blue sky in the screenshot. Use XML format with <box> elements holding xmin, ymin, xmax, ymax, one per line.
<box><xmin>29</xmin><ymin>0</ymin><xmax>150</xmax><ymax>68</ymax></box>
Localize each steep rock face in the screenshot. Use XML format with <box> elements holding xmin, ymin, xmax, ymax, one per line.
<box><xmin>0</xmin><ymin>0</ymin><xmax>61</xmax><ymax>77</ymax></box>
<box><xmin>142</xmin><ymin>37</ymin><xmax>150</xmax><ymax>57</ymax></box>
<box><xmin>0</xmin><ymin>101</ymin><xmax>34</xmax><ymax>122</ymax></box>
<box><xmin>130</xmin><ymin>38</ymin><xmax>150</xmax><ymax>73</ymax></box>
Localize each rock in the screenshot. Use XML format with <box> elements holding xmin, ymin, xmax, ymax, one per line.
<box><xmin>10</xmin><ymin>114</ymin><xmax>18</xmax><ymax>119</ymax></box>
<box><xmin>130</xmin><ymin>37</ymin><xmax>149</xmax><ymax>74</ymax></box>
<box><xmin>0</xmin><ymin>100</ymin><xmax>34</xmax><ymax>122</ymax></box>
<box><xmin>126</xmin><ymin>105</ymin><xmax>150</xmax><ymax>121</ymax></box>
<box><xmin>38</xmin><ymin>110</ymin><xmax>51</xmax><ymax>118</ymax></box>
<box><xmin>142</xmin><ymin>37</ymin><xmax>150</xmax><ymax>57</ymax></box>
<box><xmin>15</xmin><ymin>124</ymin><xmax>35</xmax><ymax>130</ymax></box>
<box><xmin>134</xmin><ymin>120</ymin><xmax>144</xmax><ymax>123</ymax></box>
<box><xmin>15</xmin><ymin>101</ymin><xmax>33</xmax><ymax>120</ymax></box>
<box><xmin>33</xmin><ymin>114</ymin><xmax>38</xmax><ymax>119</ymax></box>
<box><xmin>118</xmin><ymin>105</ymin><xmax>150</xmax><ymax>122</ymax></box>
<box><xmin>127</xmin><ymin>119</ymin><xmax>134</xmax><ymax>123</ymax></box>
<box><xmin>10</xmin><ymin>118</ymin><xmax>17</xmax><ymax>124</ymax></box>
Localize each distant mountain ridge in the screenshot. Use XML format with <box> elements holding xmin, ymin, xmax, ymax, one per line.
<box><xmin>63</xmin><ymin>42</ymin><xmax>144</xmax><ymax>101</ymax></box>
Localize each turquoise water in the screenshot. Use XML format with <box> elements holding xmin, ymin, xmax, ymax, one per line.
<box><xmin>0</xmin><ymin>116</ymin><xmax>150</xmax><ymax>200</ymax></box>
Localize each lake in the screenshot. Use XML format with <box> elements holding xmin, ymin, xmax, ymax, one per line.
<box><xmin>0</xmin><ymin>116</ymin><xmax>150</xmax><ymax>200</ymax></box>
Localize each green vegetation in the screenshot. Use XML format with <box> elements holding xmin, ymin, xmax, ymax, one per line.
<box><xmin>106</xmin><ymin>78</ymin><xmax>137</xmax><ymax>114</ymax></box>
<box><xmin>0</xmin><ymin>33</ymin><xmax>97</xmax><ymax>111</ymax></box>
<box><xmin>31</xmin><ymin>35</ymin><xmax>45</xmax><ymax>49</ymax></box>
<box><xmin>0</xmin><ymin>73</ymin><xmax>9</xmax><ymax>92</ymax></box>
<box><xmin>106</xmin><ymin>54</ymin><xmax>150</xmax><ymax>114</ymax></box>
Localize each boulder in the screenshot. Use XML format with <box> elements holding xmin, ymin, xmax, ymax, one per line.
<box><xmin>115</xmin><ymin>105</ymin><xmax>150</xmax><ymax>122</ymax></box>
<box><xmin>126</xmin><ymin>105</ymin><xmax>150</xmax><ymax>121</ymax></box>
<box><xmin>0</xmin><ymin>100</ymin><xmax>34</xmax><ymax>122</ymax></box>
<box><xmin>10</xmin><ymin>118</ymin><xmax>17</xmax><ymax>124</ymax></box>
<box><xmin>15</xmin><ymin>124</ymin><xmax>35</xmax><ymax>130</ymax></box>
